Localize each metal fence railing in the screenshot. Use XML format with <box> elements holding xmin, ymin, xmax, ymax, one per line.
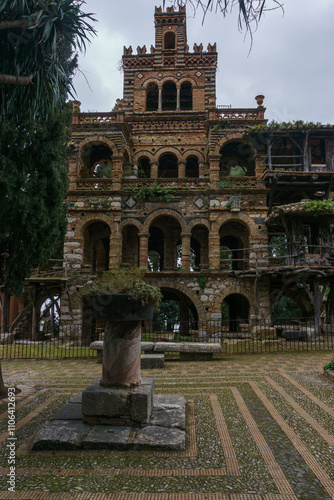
<box><xmin>1</xmin><ymin>317</ymin><xmax>334</xmax><ymax>360</ymax></box>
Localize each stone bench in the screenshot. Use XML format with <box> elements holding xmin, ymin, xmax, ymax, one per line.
<box><xmin>90</xmin><ymin>341</ymin><xmax>164</xmax><ymax>368</ymax></box>
<box><xmin>153</xmin><ymin>341</ymin><xmax>223</xmax><ymax>360</ymax></box>
<box><xmin>90</xmin><ymin>340</ymin><xmax>222</xmax><ymax>362</ymax></box>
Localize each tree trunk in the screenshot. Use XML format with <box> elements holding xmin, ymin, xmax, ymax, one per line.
<box><xmin>0</xmin><ymin>362</ymin><xmax>7</xmax><ymax>399</ymax></box>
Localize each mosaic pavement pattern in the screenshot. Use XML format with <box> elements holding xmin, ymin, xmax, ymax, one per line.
<box><xmin>0</xmin><ymin>352</ymin><xmax>333</xmax><ymax>499</ymax></box>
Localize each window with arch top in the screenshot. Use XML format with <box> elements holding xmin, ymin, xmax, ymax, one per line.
<box><xmin>162</xmin><ymin>81</ymin><xmax>177</xmax><ymax>110</ymax></box>
<box><xmin>146</xmin><ymin>82</ymin><xmax>159</xmax><ymax>111</ymax></box>
<box><xmin>164</xmin><ymin>31</ymin><xmax>176</xmax><ymax>50</ymax></box>
<box><xmin>180</xmin><ymin>82</ymin><xmax>192</xmax><ymax>110</ymax></box>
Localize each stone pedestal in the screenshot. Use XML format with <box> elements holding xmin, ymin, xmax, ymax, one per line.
<box><xmin>82</xmin><ymin>377</ymin><xmax>154</xmax><ymax>426</ymax></box>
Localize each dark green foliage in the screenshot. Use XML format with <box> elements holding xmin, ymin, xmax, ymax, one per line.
<box><xmin>303</xmin><ymin>200</ymin><xmax>334</xmax><ymax>215</ymax></box>
<box><xmin>154</xmin><ymin>300</ymin><xmax>180</xmax><ymax>331</ymax></box>
<box><xmin>133</xmin><ymin>181</ymin><xmax>174</xmax><ymax>202</ymax></box>
<box><xmin>272</xmin><ymin>296</ymin><xmax>302</xmax><ymax>323</ymax></box>
<box><xmin>323</xmin><ymin>359</ymin><xmax>334</xmax><ymax>371</ymax></box>
<box><xmin>0</xmin><ymin>107</ymin><xmax>72</xmax><ymax>296</ymax></box>
<box><xmin>197</xmin><ymin>275</ymin><xmax>207</xmax><ymax>289</ymax></box>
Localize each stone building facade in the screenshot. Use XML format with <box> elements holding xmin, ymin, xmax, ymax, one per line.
<box><xmin>19</xmin><ymin>5</ymin><xmax>334</xmax><ymax>341</ymax></box>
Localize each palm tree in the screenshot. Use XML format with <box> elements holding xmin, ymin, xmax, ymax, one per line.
<box><xmin>0</xmin><ymin>0</ymin><xmax>96</xmax><ymax>122</ymax></box>
<box><xmin>0</xmin><ymin>0</ymin><xmax>96</xmax><ymax>398</ymax></box>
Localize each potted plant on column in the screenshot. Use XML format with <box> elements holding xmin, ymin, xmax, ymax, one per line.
<box><xmin>85</xmin><ymin>268</ymin><xmax>162</xmax><ymax>387</ymax></box>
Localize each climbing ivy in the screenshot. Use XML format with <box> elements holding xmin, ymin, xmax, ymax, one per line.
<box><xmin>133</xmin><ymin>181</ymin><xmax>174</xmax><ymax>202</ymax></box>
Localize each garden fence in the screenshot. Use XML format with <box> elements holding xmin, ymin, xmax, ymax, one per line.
<box><xmin>1</xmin><ymin>316</ymin><xmax>334</xmax><ymax>360</ymax></box>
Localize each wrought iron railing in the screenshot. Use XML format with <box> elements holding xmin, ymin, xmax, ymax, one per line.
<box><xmin>1</xmin><ymin>317</ymin><xmax>333</xmax><ymax>359</ymax></box>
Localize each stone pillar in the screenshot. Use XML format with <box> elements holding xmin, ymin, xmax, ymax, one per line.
<box><xmin>101</xmin><ymin>320</ymin><xmax>141</xmax><ymax>387</ymax></box>
<box><xmin>139</xmin><ymin>232</ymin><xmax>149</xmax><ymax>269</ymax></box>
<box><xmin>209</xmin><ymin>155</ymin><xmax>221</xmax><ymax>189</ymax></box>
<box><xmin>176</xmin><ymin>86</ymin><xmax>180</xmax><ymax>111</ymax></box>
<box><xmin>181</xmin><ymin>232</ymin><xmax>191</xmax><ymax>270</ymax></box>
<box><xmin>178</xmin><ymin>160</ymin><xmax>186</xmax><ymax>178</ymax></box>
<box><xmin>151</xmin><ymin>161</ymin><xmax>158</xmax><ymax>179</ymax></box>
<box><xmin>109</xmin><ymin>222</ymin><xmax>122</xmax><ymax>269</ymax></box>
<box><xmin>112</xmin><ymin>156</ymin><xmax>123</xmax><ymax>190</ymax></box>
<box><xmin>158</xmin><ymin>87</ymin><xmax>162</xmax><ymax>112</ymax></box>
<box><xmin>209</xmin><ymin>231</ymin><xmax>220</xmax><ymax>270</ymax></box>
<box><xmin>254</xmin><ymin>153</ymin><xmax>265</xmax><ymax>177</ymax></box>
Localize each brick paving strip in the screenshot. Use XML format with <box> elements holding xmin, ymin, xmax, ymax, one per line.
<box><xmin>278</xmin><ymin>371</ymin><xmax>334</xmax><ymax>418</ymax></box>
<box><xmin>0</xmin><ymin>492</ymin><xmax>301</xmax><ymax>499</ymax></box>
<box><xmin>209</xmin><ymin>394</ymin><xmax>240</xmax><ymax>476</ymax></box>
<box><xmin>0</xmin><ymin>388</ymin><xmax>48</xmax><ymax>421</ymax></box>
<box><xmin>249</xmin><ymin>381</ymin><xmax>334</xmax><ymax>499</ymax></box>
<box><xmin>264</xmin><ymin>376</ymin><xmax>334</xmax><ymax>447</ymax></box>
<box><xmin>230</xmin><ymin>388</ymin><xmax>296</xmax><ymax>498</ymax></box>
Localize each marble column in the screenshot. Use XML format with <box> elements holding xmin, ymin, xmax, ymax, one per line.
<box><xmin>101</xmin><ymin>320</ymin><xmax>141</xmax><ymax>388</ymax></box>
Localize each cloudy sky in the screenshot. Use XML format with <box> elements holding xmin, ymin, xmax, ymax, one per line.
<box><xmin>73</xmin><ymin>0</ymin><xmax>334</xmax><ymax>124</ymax></box>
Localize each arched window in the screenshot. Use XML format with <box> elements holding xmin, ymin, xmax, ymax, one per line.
<box><xmin>221</xmin><ymin>294</ymin><xmax>250</xmax><ymax>332</ymax></box>
<box><xmin>158</xmin><ymin>153</ymin><xmax>178</xmax><ymax>178</ymax></box>
<box><xmin>219</xmin><ymin>141</ymin><xmax>255</xmax><ymax>177</ymax></box>
<box><xmin>162</xmin><ymin>81</ymin><xmax>177</xmax><ymax>110</ymax></box>
<box><xmin>138</xmin><ymin>157</ymin><xmax>151</xmax><ymax>178</ymax></box>
<box><xmin>80</xmin><ymin>143</ymin><xmax>113</xmax><ymax>178</ymax></box>
<box><xmin>186</xmin><ymin>156</ymin><xmax>199</xmax><ymax>177</ymax></box>
<box><xmin>164</xmin><ymin>31</ymin><xmax>176</xmax><ymax>50</ymax></box>
<box><xmin>180</xmin><ymin>82</ymin><xmax>192</xmax><ymax>110</ymax></box>
<box><xmin>83</xmin><ymin>221</ymin><xmax>111</xmax><ymax>273</ymax></box>
<box><xmin>146</xmin><ymin>82</ymin><xmax>158</xmax><ymax>111</ymax></box>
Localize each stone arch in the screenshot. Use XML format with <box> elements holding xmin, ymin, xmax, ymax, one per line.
<box><xmin>154</xmin><ymin>146</ymin><xmax>182</xmax><ymax>161</ymax></box>
<box><xmin>142</xmin><ymin>209</ymin><xmax>188</xmax><ymax>234</ymax></box>
<box><xmin>147</xmin><ymin>214</ymin><xmax>184</xmax><ymax>271</ymax></box>
<box><xmin>77</xmin><ymin>213</ymin><xmax>113</xmax><ymax>236</ymax></box>
<box><xmin>181</xmin><ymin>149</ymin><xmax>205</xmax><ymax>163</ymax></box>
<box><xmin>78</xmin><ymin>136</ymin><xmax>118</xmax><ymax>178</ymax></box>
<box><xmin>219</xmin><ymin>219</ymin><xmax>250</xmax><ymax>271</ymax></box>
<box><xmin>212</xmin><ymin>133</ymin><xmax>256</xmax><ymax>157</ymax></box>
<box><xmin>221</xmin><ymin>292</ymin><xmax>251</xmax><ymax>332</ymax></box>
<box><xmin>212</xmin><ymin>213</ymin><xmax>257</xmax><ymax>236</ymax></box>
<box><xmin>153</xmin><ymin>277</ymin><xmax>206</xmax><ymax>322</ymax></box>
<box><xmin>132</xmin><ymin>150</ymin><xmax>155</xmax><ymax>164</ymax></box>
<box><xmin>81</xmin><ymin>219</ymin><xmax>112</xmax><ymax>273</ymax></box>
<box><xmin>190</xmin><ymin>221</ymin><xmax>210</xmax><ymax>269</ymax></box>
<box><xmin>218</xmin><ymin>138</ymin><xmax>256</xmax><ymax>177</ymax></box>
<box><xmin>78</xmin><ymin>135</ymin><xmax>117</xmax><ymax>153</ymax></box>
<box><xmin>188</xmin><ymin>218</ymin><xmax>210</xmax><ymax>231</ymax></box>
<box><xmin>119</xmin><ymin>218</ymin><xmax>142</xmax><ymax>232</ymax></box>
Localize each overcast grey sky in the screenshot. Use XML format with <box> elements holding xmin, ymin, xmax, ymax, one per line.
<box><xmin>73</xmin><ymin>0</ymin><xmax>334</xmax><ymax>124</ymax></box>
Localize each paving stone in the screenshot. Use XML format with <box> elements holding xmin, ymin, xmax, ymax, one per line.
<box><xmin>133</xmin><ymin>425</ymin><xmax>186</xmax><ymax>450</ymax></box>
<box><xmin>51</xmin><ymin>402</ymin><xmax>82</xmax><ymax>420</ymax></box>
<box><xmin>150</xmin><ymin>401</ymin><xmax>186</xmax><ymax>430</ymax></box>
<box><xmin>83</xmin><ymin>425</ymin><xmax>132</xmax><ymax>450</ymax></box>
<box><xmin>69</xmin><ymin>392</ymin><xmax>82</xmax><ymax>403</ymax></box>
<box><xmin>32</xmin><ymin>421</ymin><xmax>90</xmax><ymax>451</ymax></box>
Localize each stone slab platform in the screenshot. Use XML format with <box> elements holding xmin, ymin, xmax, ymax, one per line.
<box><xmin>32</xmin><ymin>392</ymin><xmax>186</xmax><ymax>451</ymax></box>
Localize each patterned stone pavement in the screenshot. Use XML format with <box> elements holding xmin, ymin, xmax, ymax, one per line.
<box><xmin>0</xmin><ymin>351</ymin><xmax>333</xmax><ymax>499</ymax></box>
